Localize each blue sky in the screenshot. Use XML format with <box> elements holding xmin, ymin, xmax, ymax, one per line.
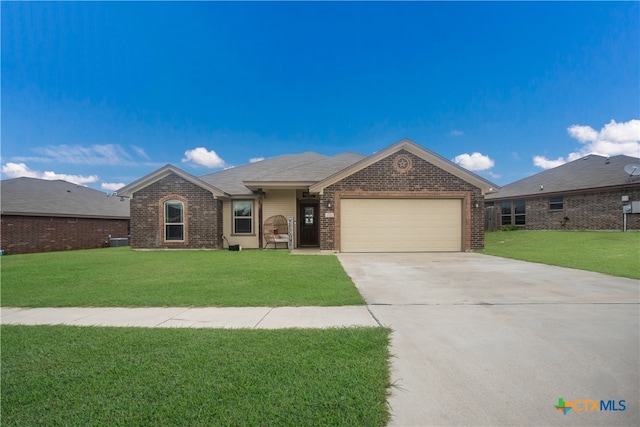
<box><xmin>2</xmin><ymin>1</ymin><xmax>639</xmax><ymax>191</ymax></box>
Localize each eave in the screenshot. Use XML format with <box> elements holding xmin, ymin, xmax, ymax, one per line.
<box><xmin>116</xmin><ymin>164</ymin><xmax>229</xmax><ymax>199</ymax></box>
<box><xmin>1</xmin><ymin>211</ymin><xmax>130</xmax><ymax>220</ymax></box>
<box><xmin>242</xmin><ymin>181</ymin><xmax>317</xmax><ymax>191</ymax></box>
<box><xmin>485</xmin><ymin>182</ymin><xmax>640</xmax><ymax>201</ymax></box>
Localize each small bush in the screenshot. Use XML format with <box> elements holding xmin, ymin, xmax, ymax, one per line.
<box><xmin>500</xmin><ymin>224</ymin><xmax>520</xmax><ymax>231</ymax></box>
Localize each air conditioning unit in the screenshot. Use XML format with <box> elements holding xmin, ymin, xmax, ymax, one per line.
<box><xmin>109</xmin><ymin>237</ymin><xmax>129</xmax><ymax>247</ymax></box>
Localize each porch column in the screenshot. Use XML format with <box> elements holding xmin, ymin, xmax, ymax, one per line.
<box><xmin>258</xmin><ymin>190</ymin><xmax>264</xmax><ymax>249</ymax></box>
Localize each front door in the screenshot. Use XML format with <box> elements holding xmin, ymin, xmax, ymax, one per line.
<box><xmin>299</xmin><ymin>203</ymin><xmax>319</xmax><ymax>246</ymax></box>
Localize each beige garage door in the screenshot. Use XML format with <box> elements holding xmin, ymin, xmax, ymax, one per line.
<box><xmin>340</xmin><ymin>198</ymin><xmax>462</xmax><ymax>252</ymax></box>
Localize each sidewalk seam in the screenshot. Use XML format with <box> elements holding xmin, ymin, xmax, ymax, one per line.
<box><xmin>253</xmin><ymin>307</ymin><xmax>275</xmax><ymax>328</ymax></box>
<box><xmin>155</xmin><ymin>307</ymin><xmax>192</xmax><ymax>327</ymax></box>
<box><xmin>365</xmin><ymin>305</ymin><xmax>384</xmax><ymax>327</ymax></box>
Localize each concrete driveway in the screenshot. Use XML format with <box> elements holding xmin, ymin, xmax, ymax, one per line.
<box><xmin>338</xmin><ymin>252</ymin><xmax>639</xmax><ymax>427</ymax></box>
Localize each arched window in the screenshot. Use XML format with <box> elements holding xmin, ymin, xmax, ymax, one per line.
<box><xmin>164</xmin><ymin>200</ymin><xmax>184</xmax><ymax>241</ymax></box>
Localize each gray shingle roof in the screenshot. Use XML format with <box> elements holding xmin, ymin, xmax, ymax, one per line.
<box><xmin>199</xmin><ymin>152</ymin><xmax>366</xmax><ymax>195</ymax></box>
<box><xmin>486</xmin><ymin>154</ymin><xmax>640</xmax><ymax>200</ymax></box>
<box><xmin>1</xmin><ymin>177</ymin><xmax>130</xmax><ymax>218</ymax></box>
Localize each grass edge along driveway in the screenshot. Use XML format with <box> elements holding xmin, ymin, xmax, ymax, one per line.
<box><xmin>1</xmin><ymin>248</ymin><xmax>365</xmax><ymax>307</ymax></box>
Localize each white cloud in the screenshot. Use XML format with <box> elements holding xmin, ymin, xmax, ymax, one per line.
<box><xmin>450</xmin><ymin>130</ymin><xmax>464</xmax><ymax>137</ymax></box>
<box><xmin>534</xmin><ymin>119</ymin><xmax>640</xmax><ymax>169</ymax></box>
<box><xmin>453</xmin><ymin>152</ymin><xmax>495</xmax><ymax>171</ymax></box>
<box><xmin>1</xmin><ymin>162</ymin><xmax>99</xmax><ymax>185</ymax></box>
<box><xmin>249</xmin><ymin>157</ymin><xmax>265</xmax><ymax>163</ymax></box>
<box><xmin>33</xmin><ymin>144</ymin><xmax>133</xmax><ymax>165</ymax></box>
<box><xmin>101</xmin><ymin>182</ymin><xmax>126</xmax><ymax>191</ymax></box>
<box><xmin>131</xmin><ymin>145</ymin><xmax>150</xmax><ymax>160</ymax></box>
<box><xmin>533</xmin><ymin>155</ymin><xmax>567</xmax><ymax>169</ymax></box>
<box><xmin>182</xmin><ymin>147</ymin><xmax>225</xmax><ymax>168</ymax></box>
<box><xmin>567</xmin><ymin>124</ymin><xmax>599</xmax><ymax>143</ymax></box>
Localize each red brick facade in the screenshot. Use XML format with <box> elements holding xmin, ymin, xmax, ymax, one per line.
<box><xmin>319</xmin><ymin>150</ymin><xmax>485</xmax><ymax>251</ymax></box>
<box><xmin>487</xmin><ymin>187</ymin><xmax>640</xmax><ymax>231</ymax></box>
<box><xmin>0</xmin><ymin>215</ymin><xmax>129</xmax><ymax>255</ymax></box>
<box><xmin>130</xmin><ymin>173</ymin><xmax>223</xmax><ymax>249</ymax></box>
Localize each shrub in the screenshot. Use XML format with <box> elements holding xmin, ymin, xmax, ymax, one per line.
<box><xmin>500</xmin><ymin>224</ymin><xmax>520</xmax><ymax>231</ymax></box>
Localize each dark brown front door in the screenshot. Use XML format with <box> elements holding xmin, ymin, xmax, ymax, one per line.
<box><xmin>299</xmin><ymin>203</ymin><xmax>319</xmax><ymax>246</ymax></box>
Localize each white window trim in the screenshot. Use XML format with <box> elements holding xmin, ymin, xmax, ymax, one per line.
<box><xmin>232</xmin><ymin>200</ymin><xmax>254</xmax><ymax>235</ymax></box>
<box><xmin>164</xmin><ymin>200</ymin><xmax>185</xmax><ymax>241</ymax></box>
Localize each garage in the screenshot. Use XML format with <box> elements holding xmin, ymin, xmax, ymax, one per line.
<box><xmin>340</xmin><ymin>198</ymin><xmax>462</xmax><ymax>252</ymax></box>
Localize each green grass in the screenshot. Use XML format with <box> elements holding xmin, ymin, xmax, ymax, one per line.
<box><xmin>0</xmin><ymin>248</ymin><xmax>365</xmax><ymax>307</ymax></box>
<box><xmin>479</xmin><ymin>231</ymin><xmax>640</xmax><ymax>279</ymax></box>
<box><xmin>1</xmin><ymin>325</ymin><xmax>391</xmax><ymax>426</ymax></box>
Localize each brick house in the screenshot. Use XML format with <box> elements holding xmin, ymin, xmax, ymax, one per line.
<box><xmin>485</xmin><ymin>154</ymin><xmax>640</xmax><ymax>231</ymax></box>
<box><xmin>117</xmin><ymin>139</ymin><xmax>496</xmax><ymax>252</ymax></box>
<box><xmin>0</xmin><ymin>178</ymin><xmax>130</xmax><ymax>254</ymax></box>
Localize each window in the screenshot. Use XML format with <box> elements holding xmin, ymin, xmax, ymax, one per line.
<box><xmin>501</xmin><ymin>200</ymin><xmax>526</xmax><ymax>226</ymax></box>
<box><xmin>549</xmin><ymin>196</ymin><xmax>563</xmax><ymax>211</ymax></box>
<box><xmin>164</xmin><ymin>200</ymin><xmax>184</xmax><ymax>241</ymax></box>
<box><xmin>500</xmin><ymin>201</ymin><xmax>512</xmax><ymax>225</ymax></box>
<box><xmin>304</xmin><ymin>207</ymin><xmax>314</xmax><ymax>225</ymax></box>
<box><xmin>513</xmin><ymin>200</ymin><xmax>526</xmax><ymax>225</ymax></box>
<box><xmin>233</xmin><ymin>201</ymin><xmax>253</xmax><ymax>234</ymax></box>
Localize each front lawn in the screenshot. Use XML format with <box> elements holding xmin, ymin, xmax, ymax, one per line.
<box><xmin>1</xmin><ymin>325</ymin><xmax>391</xmax><ymax>426</ymax></box>
<box><xmin>0</xmin><ymin>248</ymin><xmax>364</xmax><ymax>307</ymax></box>
<box><xmin>479</xmin><ymin>231</ymin><xmax>640</xmax><ymax>279</ymax></box>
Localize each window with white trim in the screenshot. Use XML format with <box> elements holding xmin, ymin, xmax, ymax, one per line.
<box><xmin>164</xmin><ymin>200</ymin><xmax>184</xmax><ymax>241</ymax></box>
<box><xmin>233</xmin><ymin>201</ymin><xmax>253</xmax><ymax>234</ymax></box>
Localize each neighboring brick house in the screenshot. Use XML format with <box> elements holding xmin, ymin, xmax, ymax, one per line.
<box><xmin>485</xmin><ymin>154</ymin><xmax>640</xmax><ymax>231</ymax></box>
<box><xmin>0</xmin><ymin>178</ymin><xmax>130</xmax><ymax>254</ymax></box>
<box><xmin>117</xmin><ymin>139</ymin><xmax>496</xmax><ymax>252</ymax></box>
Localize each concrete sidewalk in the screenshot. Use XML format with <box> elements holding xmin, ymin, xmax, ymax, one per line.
<box><xmin>0</xmin><ymin>306</ymin><xmax>380</xmax><ymax>329</ymax></box>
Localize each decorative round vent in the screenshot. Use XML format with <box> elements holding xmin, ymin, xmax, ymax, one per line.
<box><xmin>393</xmin><ymin>154</ymin><xmax>413</xmax><ymax>174</ymax></box>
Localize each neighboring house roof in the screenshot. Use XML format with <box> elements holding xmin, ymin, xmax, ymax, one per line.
<box><xmin>0</xmin><ymin>177</ymin><xmax>130</xmax><ymax>219</ymax></box>
<box><xmin>310</xmin><ymin>139</ymin><xmax>497</xmax><ymax>195</ymax></box>
<box><xmin>486</xmin><ymin>154</ymin><xmax>640</xmax><ymax>200</ymax></box>
<box><xmin>116</xmin><ymin>164</ymin><xmax>229</xmax><ymax>199</ymax></box>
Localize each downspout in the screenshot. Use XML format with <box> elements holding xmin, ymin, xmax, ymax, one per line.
<box><xmin>258</xmin><ymin>189</ymin><xmax>264</xmax><ymax>249</ymax></box>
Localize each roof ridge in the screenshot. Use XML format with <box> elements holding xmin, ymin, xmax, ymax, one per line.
<box><xmin>199</xmin><ymin>152</ymin><xmax>325</xmax><ymax>179</ymax></box>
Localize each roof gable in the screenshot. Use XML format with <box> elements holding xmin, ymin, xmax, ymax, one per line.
<box><xmin>309</xmin><ymin>139</ymin><xmax>497</xmax><ymax>194</ymax></box>
<box><xmin>1</xmin><ymin>177</ymin><xmax>130</xmax><ymax>218</ymax></box>
<box><xmin>486</xmin><ymin>154</ymin><xmax>640</xmax><ymax>200</ymax></box>
<box><xmin>116</xmin><ymin>164</ymin><xmax>228</xmax><ymax>198</ymax></box>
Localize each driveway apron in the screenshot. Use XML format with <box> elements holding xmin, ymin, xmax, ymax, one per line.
<box><xmin>338</xmin><ymin>252</ymin><xmax>639</xmax><ymax>427</ymax></box>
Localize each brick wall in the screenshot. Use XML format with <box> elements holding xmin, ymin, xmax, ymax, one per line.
<box><xmin>487</xmin><ymin>186</ymin><xmax>640</xmax><ymax>231</ymax></box>
<box><xmin>130</xmin><ymin>173</ymin><xmax>223</xmax><ymax>249</ymax></box>
<box><xmin>319</xmin><ymin>150</ymin><xmax>485</xmax><ymax>251</ymax></box>
<box><xmin>0</xmin><ymin>215</ymin><xmax>129</xmax><ymax>255</ymax></box>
